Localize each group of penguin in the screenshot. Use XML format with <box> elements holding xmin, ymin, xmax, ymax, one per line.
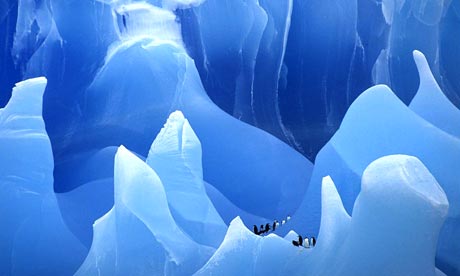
<box><xmin>292</xmin><ymin>235</ymin><xmax>316</xmax><ymax>248</ymax></box>
<box><xmin>252</xmin><ymin>215</ymin><xmax>316</xmax><ymax>249</ymax></box>
<box><xmin>253</xmin><ymin>215</ymin><xmax>291</xmax><ymax>236</ymax></box>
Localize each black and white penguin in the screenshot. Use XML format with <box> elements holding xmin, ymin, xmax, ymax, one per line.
<box><xmin>122</xmin><ymin>14</ymin><xmax>127</xmax><ymax>28</ymax></box>
<box><xmin>253</xmin><ymin>225</ymin><xmax>259</xmax><ymax>235</ymax></box>
<box><xmin>272</xmin><ymin>220</ymin><xmax>278</xmax><ymax>231</ymax></box>
<box><xmin>265</xmin><ymin>223</ymin><xmax>270</xmax><ymax>233</ymax></box>
<box><xmin>298</xmin><ymin>235</ymin><xmax>303</xmax><ymax>247</ymax></box>
<box><xmin>304</xmin><ymin>237</ymin><xmax>310</xmax><ymax>248</ymax></box>
<box><xmin>310</xmin><ymin>237</ymin><xmax>316</xmax><ymax>247</ymax></box>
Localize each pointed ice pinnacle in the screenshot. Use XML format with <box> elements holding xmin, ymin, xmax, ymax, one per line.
<box><xmin>0</xmin><ymin>77</ymin><xmax>86</xmax><ymax>276</ymax></box>
<box><xmin>75</xmin><ymin>146</ymin><xmax>214</xmax><ymax>275</ymax></box>
<box><xmin>317</xmin><ymin>176</ymin><xmax>351</xmax><ymax>252</ymax></box>
<box><xmin>410</xmin><ymin>50</ymin><xmax>460</xmax><ymax>138</ymax></box>
<box><xmin>147</xmin><ymin>111</ymin><xmax>227</xmax><ymax>248</ymax></box>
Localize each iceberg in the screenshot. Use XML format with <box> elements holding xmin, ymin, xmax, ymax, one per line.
<box><xmin>146</xmin><ymin>111</ymin><xmax>227</xmax><ymax>248</ymax></box>
<box><xmin>195</xmin><ymin>154</ymin><xmax>447</xmax><ymax>276</ymax></box>
<box><xmin>76</xmin><ymin>146</ymin><xmax>214</xmax><ymax>275</ymax></box>
<box><xmin>0</xmin><ymin>1</ymin><xmax>459</xmax><ymax>275</ymax></box>
<box><xmin>291</xmin><ymin>77</ymin><xmax>460</xmax><ymax>273</ymax></box>
<box><xmin>410</xmin><ymin>50</ymin><xmax>460</xmax><ymax>138</ymax></box>
<box><xmin>316</xmin><ymin>155</ymin><xmax>448</xmax><ymax>276</ymax></box>
<box><xmin>69</xmin><ymin>32</ymin><xmax>312</xmax><ymax>220</ymax></box>
<box><xmin>0</xmin><ymin>78</ymin><xmax>86</xmax><ymax>275</ymax></box>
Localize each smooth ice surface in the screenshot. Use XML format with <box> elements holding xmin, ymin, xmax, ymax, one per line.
<box><xmin>1</xmin><ymin>1</ymin><xmax>459</xmax><ymax>275</ymax></box>
<box><xmin>410</xmin><ymin>50</ymin><xmax>460</xmax><ymax>138</ymax></box>
<box><xmin>194</xmin><ymin>217</ymin><xmax>308</xmax><ymax>276</ymax></box>
<box><xmin>194</xmin><ymin>155</ymin><xmax>447</xmax><ymax>275</ymax></box>
<box><xmin>290</xmin><ymin>81</ymin><xmax>460</xmax><ymax>274</ymax></box>
<box><xmin>146</xmin><ymin>111</ymin><xmax>226</xmax><ymax>248</ymax></box>
<box><xmin>74</xmin><ymin>34</ymin><xmax>312</xmax><ymax>220</ymax></box>
<box><xmin>0</xmin><ymin>78</ymin><xmax>86</xmax><ymax>275</ymax></box>
<box><xmin>316</xmin><ymin>155</ymin><xmax>448</xmax><ymax>276</ymax></box>
<box><xmin>76</xmin><ymin>146</ymin><xmax>214</xmax><ymax>275</ymax></box>
<box><xmin>38</xmin><ymin>1</ymin><xmax>312</xmax><ymax>246</ymax></box>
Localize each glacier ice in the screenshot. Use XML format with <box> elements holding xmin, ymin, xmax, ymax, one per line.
<box><xmin>72</xmin><ymin>34</ymin><xmax>312</xmax><ymax>220</ymax></box>
<box><xmin>410</xmin><ymin>50</ymin><xmax>460</xmax><ymax>138</ymax></box>
<box><xmin>290</xmin><ymin>64</ymin><xmax>460</xmax><ymax>273</ymax></box>
<box><xmin>146</xmin><ymin>111</ymin><xmax>227</xmax><ymax>248</ymax></box>
<box><xmin>195</xmin><ymin>154</ymin><xmax>448</xmax><ymax>276</ymax></box>
<box><xmin>0</xmin><ymin>78</ymin><xmax>86</xmax><ymax>275</ymax></box>
<box><xmin>76</xmin><ymin>145</ymin><xmax>214</xmax><ymax>275</ymax></box>
<box><xmin>0</xmin><ymin>0</ymin><xmax>460</xmax><ymax>275</ymax></box>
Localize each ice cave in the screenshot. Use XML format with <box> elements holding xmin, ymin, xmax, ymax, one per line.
<box><xmin>0</xmin><ymin>0</ymin><xmax>459</xmax><ymax>275</ymax></box>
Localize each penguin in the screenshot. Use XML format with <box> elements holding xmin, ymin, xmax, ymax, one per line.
<box><xmin>260</xmin><ymin>224</ymin><xmax>265</xmax><ymax>234</ymax></box>
<box><xmin>292</xmin><ymin>240</ymin><xmax>300</xmax><ymax>246</ymax></box>
<box><xmin>281</xmin><ymin>220</ymin><xmax>286</xmax><ymax>225</ymax></box>
<box><xmin>122</xmin><ymin>14</ymin><xmax>127</xmax><ymax>29</ymax></box>
<box><xmin>310</xmin><ymin>237</ymin><xmax>316</xmax><ymax>247</ymax></box>
<box><xmin>253</xmin><ymin>225</ymin><xmax>259</xmax><ymax>235</ymax></box>
<box><xmin>265</xmin><ymin>223</ymin><xmax>270</xmax><ymax>233</ymax></box>
<box><xmin>298</xmin><ymin>235</ymin><xmax>303</xmax><ymax>247</ymax></box>
<box><xmin>272</xmin><ymin>220</ymin><xmax>278</xmax><ymax>231</ymax></box>
<box><xmin>304</xmin><ymin>237</ymin><xmax>310</xmax><ymax>248</ymax></box>
<box><xmin>287</xmin><ymin>215</ymin><xmax>291</xmax><ymax>221</ymax></box>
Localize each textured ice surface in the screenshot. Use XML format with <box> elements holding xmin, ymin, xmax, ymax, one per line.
<box><xmin>38</xmin><ymin>1</ymin><xmax>312</xmax><ymax>247</ymax></box>
<box><xmin>0</xmin><ymin>1</ymin><xmax>459</xmax><ymax>275</ymax></box>
<box><xmin>195</xmin><ymin>155</ymin><xmax>447</xmax><ymax>276</ymax></box>
<box><xmin>146</xmin><ymin>111</ymin><xmax>226</xmax><ymax>248</ymax></box>
<box><xmin>0</xmin><ymin>78</ymin><xmax>86</xmax><ymax>275</ymax></box>
<box><xmin>76</xmin><ymin>146</ymin><xmax>214</xmax><ymax>275</ymax></box>
<box><xmin>291</xmin><ymin>78</ymin><xmax>460</xmax><ymax>273</ymax></box>
<box><xmin>316</xmin><ymin>155</ymin><xmax>449</xmax><ymax>276</ymax></box>
<box><xmin>75</xmin><ymin>34</ymin><xmax>312</xmax><ymax>220</ymax></box>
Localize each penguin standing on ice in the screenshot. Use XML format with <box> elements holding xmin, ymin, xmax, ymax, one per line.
<box><xmin>253</xmin><ymin>225</ymin><xmax>259</xmax><ymax>235</ymax></box>
<box><xmin>281</xmin><ymin>219</ymin><xmax>286</xmax><ymax>225</ymax></box>
<box><xmin>260</xmin><ymin>224</ymin><xmax>265</xmax><ymax>234</ymax></box>
<box><xmin>286</xmin><ymin>215</ymin><xmax>291</xmax><ymax>221</ymax></box>
<box><xmin>304</xmin><ymin>237</ymin><xmax>310</xmax><ymax>248</ymax></box>
<box><xmin>310</xmin><ymin>237</ymin><xmax>316</xmax><ymax>247</ymax></box>
<box><xmin>122</xmin><ymin>14</ymin><xmax>127</xmax><ymax>29</ymax></box>
<box><xmin>292</xmin><ymin>235</ymin><xmax>303</xmax><ymax>247</ymax></box>
<box><xmin>265</xmin><ymin>223</ymin><xmax>270</xmax><ymax>233</ymax></box>
<box><xmin>272</xmin><ymin>220</ymin><xmax>278</xmax><ymax>231</ymax></box>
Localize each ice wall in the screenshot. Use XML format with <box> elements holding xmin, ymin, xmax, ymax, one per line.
<box><xmin>146</xmin><ymin>111</ymin><xmax>227</xmax><ymax>248</ymax></box>
<box><xmin>75</xmin><ymin>146</ymin><xmax>214</xmax><ymax>275</ymax></box>
<box><xmin>0</xmin><ymin>78</ymin><xmax>86</xmax><ymax>275</ymax></box>
<box><xmin>290</xmin><ymin>60</ymin><xmax>460</xmax><ymax>273</ymax></box>
<box><xmin>0</xmin><ymin>0</ymin><xmax>459</xmax><ymax>275</ymax></box>
<box><xmin>194</xmin><ymin>155</ymin><xmax>448</xmax><ymax>276</ymax></box>
<box><xmin>179</xmin><ymin>0</ymin><xmax>460</xmax><ymax>160</ymax></box>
